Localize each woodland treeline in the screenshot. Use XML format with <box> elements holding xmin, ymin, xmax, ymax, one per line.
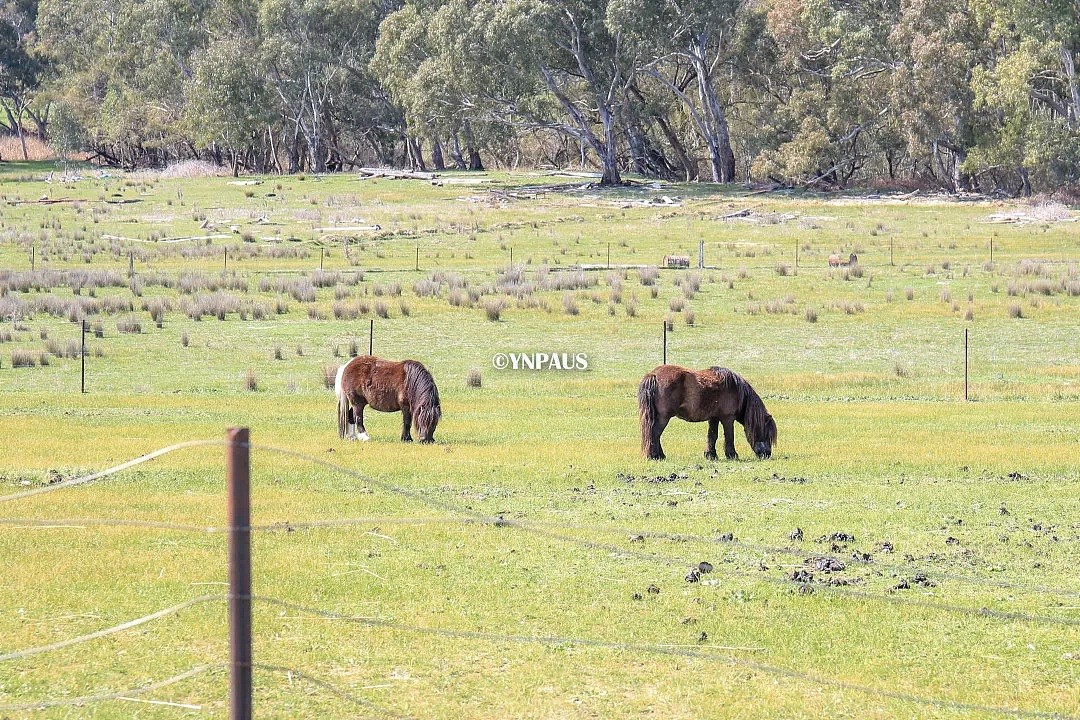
<box><xmin>2</xmin><ymin>0</ymin><xmax>1079</xmax><ymax>193</ymax></box>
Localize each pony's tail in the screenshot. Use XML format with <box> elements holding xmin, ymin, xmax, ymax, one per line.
<box><xmin>638</xmin><ymin>373</ymin><xmax>659</xmax><ymax>458</ymax></box>
<box><xmin>335</xmin><ymin>363</ymin><xmax>348</xmax><ymax>439</ymax></box>
<box><xmin>404</xmin><ymin>360</ymin><xmax>442</xmax><ymax>441</ymax></box>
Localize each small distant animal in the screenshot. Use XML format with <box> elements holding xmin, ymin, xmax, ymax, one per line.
<box><xmin>335</xmin><ymin>355</ymin><xmax>441</xmax><ymax>443</ymax></box>
<box><xmin>828</xmin><ymin>252</ymin><xmax>859</xmax><ymax>267</ymax></box>
<box><xmin>664</xmin><ymin>254</ymin><xmax>690</xmax><ymax>268</ymax></box>
<box><xmin>638</xmin><ymin>365</ymin><xmax>776</xmax><ymax>461</ymax></box>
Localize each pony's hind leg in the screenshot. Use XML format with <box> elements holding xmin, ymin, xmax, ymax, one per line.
<box><xmin>705</xmin><ymin>418</ymin><xmax>719</xmax><ymax>460</ymax></box>
<box><xmin>353</xmin><ymin>401</ymin><xmax>370</xmax><ymax>441</ymax></box>
<box><xmin>649</xmin><ymin>415</ymin><xmax>669</xmax><ymax>460</ymax></box>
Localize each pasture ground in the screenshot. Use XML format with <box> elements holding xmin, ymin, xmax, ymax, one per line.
<box><xmin>0</xmin><ymin>161</ymin><xmax>1078</xmax><ymax>718</ymax></box>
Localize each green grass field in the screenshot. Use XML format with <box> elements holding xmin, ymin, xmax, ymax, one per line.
<box><xmin>1</xmin><ymin>160</ymin><xmax>1078</xmax><ymax>718</ymax></box>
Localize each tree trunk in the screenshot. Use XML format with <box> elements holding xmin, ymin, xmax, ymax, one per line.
<box><xmin>462</xmin><ymin>121</ymin><xmax>484</xmax><ymax>170</ymax></box>
<box><xmin>407</xmin><ymin>137</ymin><xmax>427</xmax><ymax>171</ymax></box>
<box><xmin>450</xmin><ymin>134</ymin><xmax>467</xmax><ymax>169</ymax></box>
<box><xmin>1062</xmin><ymin>43</ymin><xmax>1080</xmax><ymax>127</ymax></box>
<box><xmin>430</xmin><ymin>137</ymin><xmax>445</xmax><ymax>171</ymax></box>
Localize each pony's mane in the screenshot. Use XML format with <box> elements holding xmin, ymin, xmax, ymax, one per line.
<box><xmin>403</xmin><ymin>360</ymin><xmax>442</xmax><ymax>429</ymax></box>
<box><xmin>711</xmin><ymin>366</ymin><xmax>776</xmax><ymax>446</ymax></box>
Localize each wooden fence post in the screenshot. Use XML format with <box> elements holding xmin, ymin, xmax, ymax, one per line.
<box><xmin>227</xmin><ymin>428</ymin><xmax>252</xmax><ymax>720</ymax></box>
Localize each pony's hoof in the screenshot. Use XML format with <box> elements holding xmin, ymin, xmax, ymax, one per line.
<box><xmin>705</xmin><ymin>451</ymin><xmax>718</xmax><ymax>461</ymax></box>
<box><xmin>357</xmin><ymin>432</ymin><xmax>370</xmax><ymax>442</ymax></box>
<box><xmin>726</xmin><ymin>453</ymin><xmax>739</xmax><ymax>461</ymax></box>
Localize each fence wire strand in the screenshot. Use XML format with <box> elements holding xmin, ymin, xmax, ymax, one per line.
<box><xmin>0</xmin><ymin>595</ymin><xmax>225</xmax><ymax>663</ymax></box>
<box><xmin>247</xmin><ymin>443</ymin><xmax>1080</xmax><ymax>627</ymax></box>
<box><xmin>253</xmin><ymin>595</ymin><xmax>1076</xmax><ymax>720</ymax></box>
<box><xmin>254</xmin><ymin>663</ymin><xmax>414</xmax><ymax>720</ymax></box>
<box><xmin>0</xmin><ymin>439</ymin><xmax>223</xmax><ymax>503</ymax></box>
<box><xmin>0</xmin><ymin>664</ymin><xmax>218</xmax><ymax>712</ymax></box>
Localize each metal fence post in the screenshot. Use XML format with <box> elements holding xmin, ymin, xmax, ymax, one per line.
<box><xmin>227</xmin><ymin>427</ymin><xmax>252</xmax><ymax>720</ymax></box>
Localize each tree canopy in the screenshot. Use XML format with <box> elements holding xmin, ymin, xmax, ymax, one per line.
<box><xmin>2</xmin><ymin>0</ymin><xmax>1077</xmax><ymax>193</ymax></box>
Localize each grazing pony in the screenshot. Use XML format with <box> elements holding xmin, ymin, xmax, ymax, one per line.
<box><xmin>638</xmin><ymin>365</ymin><xmax>776</xmax><ymax>461</ymax></box>
<box><xmin>828</xmin><ymin>252</ymin><xmax>859</xmax><ymax>267</ymax></box>
<box><xmin>335</xmin><ymin>355</ymin><xmax>441</xmax><ymax>443</ymax></box>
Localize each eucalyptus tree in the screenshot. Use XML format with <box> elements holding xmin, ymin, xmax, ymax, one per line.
<box><xmin>258</xmin><ymin>0</ymin><xmax>390</xmax><ymax>173</ymax></box>
<box><xmin>963</xmin><ymin>0</ymin><xmax>1080</xmax><ymax>191</ymax></box>
<box><xmin>0</xmin><ymin>0</ymin><xmax>46</xmax><ymax>159</ymax></box>
<box><xmin>607</xmin><ymin>0</ymin><xmax>754</xmax><ymax>182</ymax></box>
<box><xmin>36</xmin><ymin>0</ymin><xmax>212</xmax><ymax>167</ymax></box>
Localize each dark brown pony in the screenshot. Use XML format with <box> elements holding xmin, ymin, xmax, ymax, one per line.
<box><xmin>638</xmin><ymin>365</ymin><xmax>776</xmax><ymax>461</ymax></box>
<box><xmin>335</xmin><ymin>355</ymin><xmax>441</xmax><ymax>443</ymax></box>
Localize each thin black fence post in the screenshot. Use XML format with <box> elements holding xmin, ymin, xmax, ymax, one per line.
<box><xmin>989</xmin><ymin>237</ymin><xmax>994</xmax><ymax>265</ymax></box>
<box><xmin>509</xmin><ymin>247</ymin><xmax>513</xmax><ymax>265</ymax></box>
<box><xmin>698</xmin><ymin>240</ymin><xmax>703</xmax><ymax>269</ymax></box>
<box><xmin>320</xmin><ymin>248</ymin><xmax>324</xmax><ymax>271</ymax></box>
<box><xmin>224</xmin><ymin>249</ymin><xmax>228</xmax><ymax>272</ymax></box>
<box><xmin>415</xmin><ymin>246</ymin><xmax>419</xmax><ymax>272</ymax></box>
<box><xmin>80</xmin><ymin>320</ymin><xmax>87</xmax><ymax>394</ymax></box>
<box><xmin>31</xmin><ymin>245</ymin><xmax>35</xmax><ymax>272</ymax></box>
<box><xmin>227</xmin><ymin>427</ymin><xmax>252</xmax><ymax>720</ymax></box>
<box><xmin>662</xmin><ymin>321</ymin><xmax>667</xmax><ymax>365</ymax></box>
<box><xmin>964</xmin><ymin>328</ymin><xmax>969</xmax><ymax>402</ymax></box>
<box><xmin>368</xmin><ymin>318</ymin><xmax>374</xmax><ymax>356</ymax></box>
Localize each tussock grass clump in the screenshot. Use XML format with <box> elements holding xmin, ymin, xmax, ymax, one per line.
<box><xmin>116</xmin><ymin>315</ymin><xmax>142</xmax><ymax>333</ymax></box>
<box><xmin>1007</xmin><ymin>302</ymin><xmax>1024</xmax><ymax>318</ymax></box>
<box><xmin>466</xmin><ymin>367</ymin><xmax>482</xmax><ymax>388</ymax></box>
<box><xmin>244</xmin><ymin>369</ymin><xmax>258</xmax><ymax>391</ymax></box>
<box><xmin>322</xmin><ymin>365</ymin><xmax>338</xmax><ymax>389</ymax></box>
<box><xmin>374</xmin><ymin>301</ymin><xmax>390</xmax><ymax>319</ymax></box>
<box><xmin>311</xmin><ymin>270</ymin><xmax>341</xmax><ymax>288</ymax></box>
<box><xmin>905</xmin><ymin>287</ymin><xmax>915</xmax><ymax>301</ymax></box>
<box><xmin>180</xmin><ymin>331</ymin><xmax>190</xmax><ymax>347</ymax></box>
<box><xmin>11</xmin><ymin>348</ymin><xmax>36</xmax><ymax>367</ymax></box>
<box><xmin>804</xmin><ymin>306</ymin><xmax>818</xmax><ymax>323</ymax></box>
<box><xmin>684</xmin><ymin>308</ymin><xmax>695</xmax><ymax>326</ymax></box>
<box><xmin>776</xmin><ymin>261</ymin><xmax>794</xmax><ymax>276</ymax></box>
<box><xmin>274</xmin><ymin>346</ymin><xmax>284</xmax><ymax>360</ymax></box>
<box><xmin>483</xmin><ymin>297</ymin><xmax>507</xmax><ymax>321</ymax></box>
<box><xmin>562</xmin><ymin>292</ymin><xmax>580</xmax><ymax>316</ymax></box>
<box><xmin>668</xmin><ymin>296</ymin><xmax>686</xmax><ymax>312</ymax></box>
<box><xmin>638</xmin><ymin>266</ymin><xmax>658</xmax><ymax>286</ymax></box>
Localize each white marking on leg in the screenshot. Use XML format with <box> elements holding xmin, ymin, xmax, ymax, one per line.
<box><xmin>358</xmin><ymin>432</ymin><xmax>370</xmax><ymax>442</ymax></box>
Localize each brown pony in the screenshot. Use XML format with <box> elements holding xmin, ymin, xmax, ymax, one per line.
<box><xmin>335</xmin><ymin>356</ymin><xmax>441</xmax><ymax>443</ymax></box>
<box><xmin>638</xmin><ymin>365</ymin><xmax>776</xmax><ymax>461</ymax></box>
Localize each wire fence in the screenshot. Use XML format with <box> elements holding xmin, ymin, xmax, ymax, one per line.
<box><xmin>1</xmin><ymin>432</ymin><xmax>1077</xmax><ymax>719</ymax></box>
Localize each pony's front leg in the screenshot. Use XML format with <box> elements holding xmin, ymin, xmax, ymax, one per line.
<box><xmin>400</xmin><ymin>407</ymin><xmax>413</xmax><ymax>442</ymax></box>
<box><xmin>352</xmin><ymin>403</ymin><xmax>370</xmax><ymax>441</ymax></box>
<box><xmin>722</xmin><ymin>418</ymin><xmax>739</xmax><ymax>460</ymax></box>
<box><xmin>705</xmin><ymin>418</ymin><xmax>719</xmax><ymax>460</ymax></box>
